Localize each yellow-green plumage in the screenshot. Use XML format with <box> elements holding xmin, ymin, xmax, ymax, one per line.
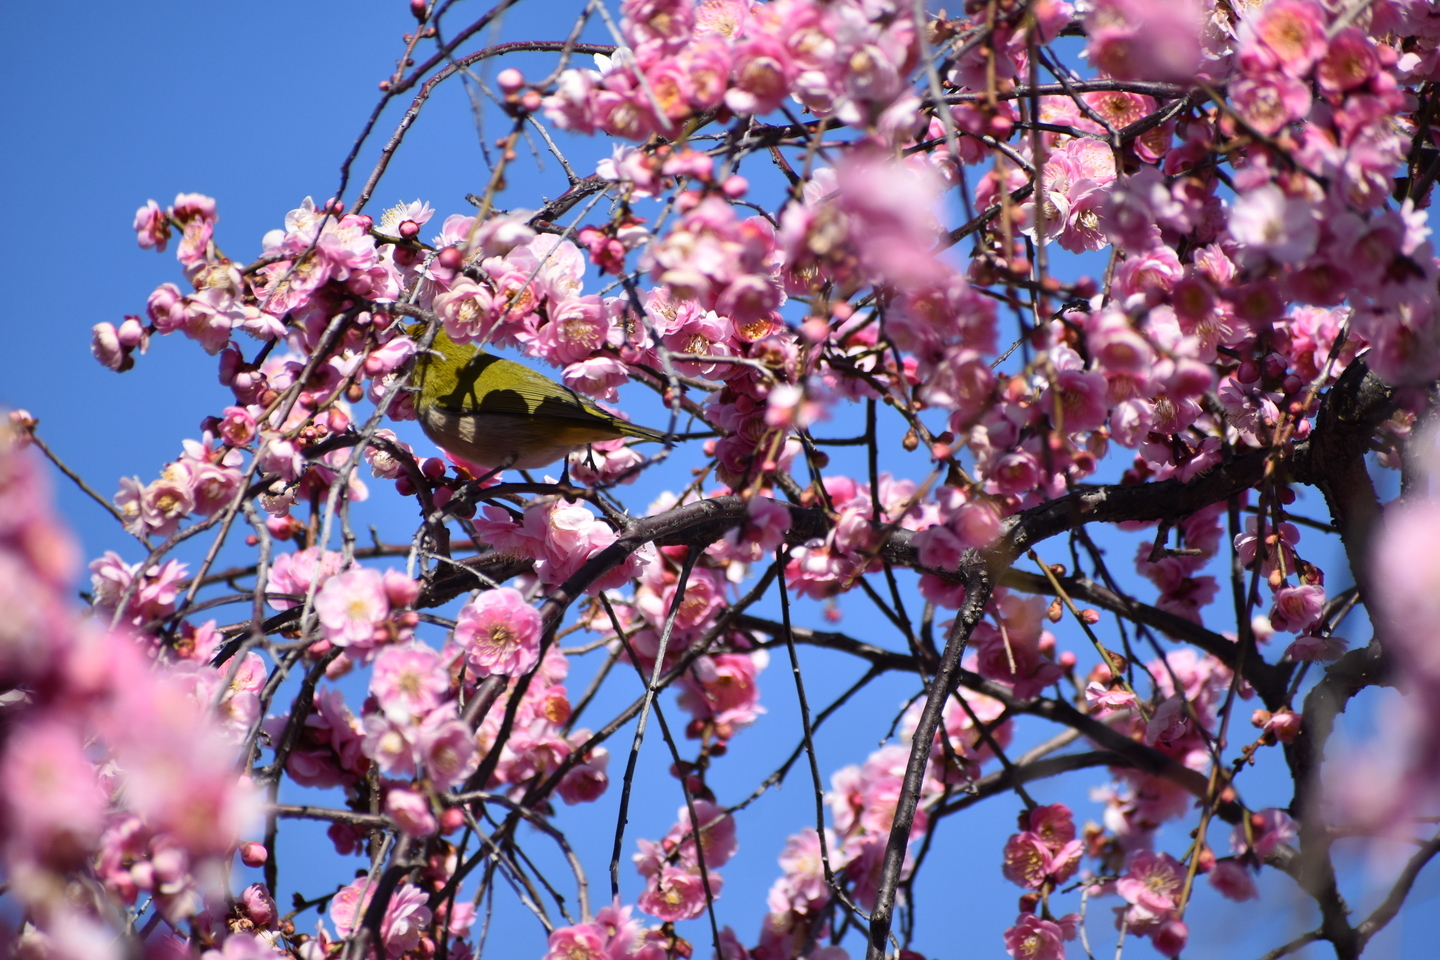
<box><xmin>411</xmin><ymin>328</ymin><xmax>665</xmax><ymax>471</ymax></box>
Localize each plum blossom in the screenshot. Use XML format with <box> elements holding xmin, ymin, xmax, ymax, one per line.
<box><xmin>314</xmin><ymin>568</ymin><xmax>390</xmax><ymax>649</ymax></box>
<box><xmin>454</xmin><ymin>587</ymin><xmax>543</xmax><ymax>677</ymax></box>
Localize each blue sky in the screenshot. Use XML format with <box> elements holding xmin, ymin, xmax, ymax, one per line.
<box><xmin>1</xmin><ymin>2</ymin><xmax>1435</xmax><ymax>958</ymax></box>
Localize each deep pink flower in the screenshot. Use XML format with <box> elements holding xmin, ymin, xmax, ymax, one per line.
<box><xmin>455</xmin><ymin>586</ymin><xmax>543</xmax><ymax>677</ymax></box>
<box><xmin>1003</xmin><ymin>913</ymin><xmax>1071</xmax><ymax>960</ymax></box>
<box><xmin>637</xmin><ymin>866</ymin><xmax>718</xmax><ymax>921</ymax></box>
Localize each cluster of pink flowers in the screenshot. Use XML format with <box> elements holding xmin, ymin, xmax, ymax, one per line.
<box><xmin>542</xmin><ymin>901</ymin><xmax>670</xmax><ymax>960</ymax></box>
<box><xmin>753</xmin><ymin>683</ymin><xmax>1010</xmax><ymax>959</ymax></box>
<box><xmin>112</xmin><ymin>433</ymin><xmax>245</xmax><ymax>540</ymax></box>
<box><xmin>0</xmin><ymin>416</ymin><xmax>260</xmax><ymax>952</ymax></box>
<box><xmin>633</xmin><ymin>800</ymin><xmax>738</xmax><ymax>922</ymax></box>
<box><xmin>543</xmin><ymin>0</ymin><xmax>919</xmax><ymax>141</ymax></box>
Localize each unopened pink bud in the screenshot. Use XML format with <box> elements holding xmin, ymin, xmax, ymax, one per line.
<box><xmin>421</xmin><ymin>457</ymin><xmax>447</xmax><ymax>480</ymax></box>
<box><xmin>721</xmin><ymin>175</ymin><xmax>749</xmax><ymax>198</ymax></box>
<box><xmin>520</xmin><ymin>90</ymin><xmax>542</xmax><ymax>113</ymax></box>
<box><xmin>117</xmin><ymin>316</ymin><xmax>146</xmax><ymax>348</ymax></box>
<box><xmin>399</xmin><ymin>220</ymin><xmax>420</xmax><ymax>239</ymax></box>
<box><xmin>497</xmin><ymin>68</ymin><xmax>525</xmax><ymax>94</ymax></box>
<box><xmin>410</xmin><ymin>0</ymin><xmax>427</xmax><ymax>19</ymax></box>
<box><xmin>240</xmin><ymin>842</ymin><xmax>268</xmax><ymax>867</ymax></box>
<box><xmin>438</xmin><ymin>246</ymin><xmax>465</xmax><ymax>271</ymax></box>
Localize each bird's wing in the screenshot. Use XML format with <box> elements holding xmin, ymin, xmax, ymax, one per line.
<box><xmin>432</xmin><ymin>355</ymin><xmax>623</xmax><ymax>429</ymax></box>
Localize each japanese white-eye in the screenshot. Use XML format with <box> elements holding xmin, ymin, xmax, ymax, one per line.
<box><xmin>410</xmin><ymin>326</ymin><xmax>666</xmax><ymax>471</ymax></box>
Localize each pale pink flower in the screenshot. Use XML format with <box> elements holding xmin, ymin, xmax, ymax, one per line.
<box><xmin>0</xmin><ymin>719</ymin><xmax>108</xmax><ymax>867</ymax></box>
<box><xmin>1086</xmin><ymin>682</ymin><xmax>1138</xmax><ymax>712</ymax></box>
<box><xmin>563</xmin><ymin>356</ymin><xmax>631</xmax><ymax>402</ymax></box>
<box><xmin>331</xmin><ymin>879</ymin><xmax>432</xmax><ymax>958</ymax></box>
<box><xmin>134</xmin><ymin>199</ymin><xmax>171</xmax><ymax>251</ymax></box>
<box><xmin>1234</xmin><ymin>808</ymin><xmax>1297</xmax><ymax>858</ymax></box>
<box><xmin>385</xmin><ymin>787</ymin><xmax>438</xmax><ymax>838</ymax></box>
<box><xmin>1284</xmin><ymin>633</ymin><xmax>1348</xmax><ymax>662</ymax></box>
<box><xmin>666</xmin><ymin>799</ymin><xmax>739</xmax><ymax>870</ymax></box>
<box><xmin>1228</xmin><ymin>184</ymin><xmax>1318</xmax><ymax>263</ymax></box>
<box><xmin>542</xmin><ymin>922</ymin><xmax>606</xmax><ymax>960</ymax></box>
<box><xmin>434</xmin><ymin>276</ymin><xmax>497</xmax><ymax>343</ymax></box>
<box><xmin>92</xmin><ymin>322</ymin><xmax>127</xmax><ymax>370</ymax></box>
<box><xmin>315</xmin><ymin>568</ymin><xmax>390</xmax><ymax>648</ymax></box>
<box><xmin>1085</xmin><ymin>0</ymin><xmax>1203</xmax><ymax>82</ymax></box>
<box><xmin>455</xmin><ymin>587</ymin><xmax>543</xmax><ymax>677</ymax></box>
<box><xmin>371</xmin><ymin>643</ymin><xmax>449</xmax><ymax>721</ymax></box>
<box><xmin>362</xmin><ymin>712</ymin><xmax>418</xmax><ymax>779</ymax></box>
<box><xmin>1117</xmin><ymin>850</ymin><xmax>1183</xmax><ymax>913</ymax></box>
<box><xmin>266</xmin><ymin>546</ymin><xmax>344</xmax><ymax>607</ymax></box>
<box><xmin>417</xmin><ymin>706</ymin><xmax>479</xmax><ymax>789</ymax></box>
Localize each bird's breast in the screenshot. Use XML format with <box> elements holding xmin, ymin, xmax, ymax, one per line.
<box><xmin>419</xmin><ymin>406</ymin><xmax>624</xmax><ymax>471</ymax></box>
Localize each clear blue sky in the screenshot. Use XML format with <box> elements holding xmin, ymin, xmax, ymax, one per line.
<box><xmin>1</xmin><ymin>3</ymin><xmax>1433</xmax><ymax>958</ymax></box>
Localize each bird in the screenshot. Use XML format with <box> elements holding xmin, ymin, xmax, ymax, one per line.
<box><xmin>409</xmin><ymin>326</ymin><xmax>667</xmax><ymax>472</ymax></box>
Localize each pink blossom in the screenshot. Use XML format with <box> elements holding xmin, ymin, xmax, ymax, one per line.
<box><xmin>1228</xmin><ymin>185</ymin><xmax>1318</xmax><ymax>263</ymax></box>
<box><xmin>330</xmin><ymin>878</ymin><xmax>432</xmax><ymax>957</ymax></box>
<box><xmin>542</xmin><ymin>922</ymin><xmax>607</xmax><ymax>960</ymax></box>
<box><xmin>134</xmin><ymin>199</ymin><xmax>171</xmax><ymax>251</ymax></box>
<box><xmin>1284</xmin><ymin>633</ymin><xmax>1348</xmax><ymax>662</ymax></box>
<box><xmin>371</xmin><ymin>643</ymin><xmax>449</xmax><ymax>721</ymax></box>
<box><xmin>637</xmin><ymin>866</ymin><xmax>718</xmax><ymax>921</ymax></box>
<box><xmin>1248</xmin><ymin>0</ymin><xmax>1328</xmax><ymax>78</ymax></box>
<box><xmin>1230</xmin><ymin>73</ymin><xmax>1312</xmax><ymax>136</ymax></box>
<box><xmin>1151</xmin><ymin>917</ymin><xmax>1189</xmax><ymax>957</ymax></box>
<box><xmin>556</xmin><ymin>742</ymin><xmax>610</xmax><ymax>805</ymax></box>
<box><xmin>1084</xmin><ymin>0</ymin><xmax>1203</xmax><ymax>83</ymax></box>
<box><xmin>1086</xmin><ymin>682</ymin><xmax>1138</xmax><ymax>712</ymax></box>
<box><xmin>666</xmin><ymin>799</ymin><xmax>739</xmax><ymax>870</ymax></box>
<box><xmin>267</xmin><ymin>548</ymin><xmax>344</xmax><ymax>610</ymax></box>
<box><xmin>1003</xmin><ymin>913</ymin><xmax>1071</xmax><ymax>960</ymax></box>
<box><xmin>1208</xmin><ymin>858</ymin><xmax>1260</xmax><ymax>901</ymax></box>
<box><xmin>677</xmin><ymin>651</ymin><xmax>766</xmax><ymax>732</ymax></box>
<box><xmin>455</xmin><ymin>586</ymin><xmax>543</xmax><ymax>677</ymax></box>
<box><xmin>385</xmin><ymin>787</ymin><xmax>438</xmax><ymax>837</ymax></box>
<box><xmin>314</xmin><ymin>568</ymin><xmax>390</xmax><ymax>648</ymax></box>
<box><xmin>416</xmin><ymin>706</ymin><xmax>479</xmax><ymax>789</ymax></box>
<box><xmin>725</xmin><ymin>35</ymin><xmax>794</xmax><ymax>116</ymax></box>
<box><xmin>563</xmin><ymin>356</ymin><xmax>631</xmax><ymax>402</ymax></box>
<box><xmin>1042</xmin><ymin>368</ymin><xmax>1109</xmax><ymax>433</ymax></box>
<box><xmin>1234</xmin><ymin>808</ymin><xmax>1297</xmax><ymax>858</ymax></box>
<box><xmin>1117</xmin><ymin>850</ymin><xmax>1183</xmax><ymax>913</ymax></box>
<box><xmin>1268</xmin><ymin>583</ymin><xmax>1325</xmax><ymax>633</ymax></box>
<box><xmin>0</xmin><ymin>719</ymin><xmax>108</xmax><ymax>868</ymax></box>
<box><xmin>1319</xmin><ymin>28</ymin><xmax>1380</xmax><ymax>94</ymax></box>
